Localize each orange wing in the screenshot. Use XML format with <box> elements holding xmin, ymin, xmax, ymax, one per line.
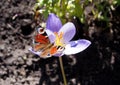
<box><xmin>33</xmin><ymin>26</ymin><xmax>58</xmax><ymax>58</ymax></box>
<box><xmin>35</xmin><ymin>34</ymin><xmax>49</xmax><ymax>44</ymax></box>
<box><xmin>39</xmin><ymin>44</ymin><xmax>57</xmax><ymax>58</ymax></box>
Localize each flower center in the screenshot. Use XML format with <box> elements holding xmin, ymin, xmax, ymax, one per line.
<box><xmin>54</xmin><ymin>32</ymin><xmax>65</xmax><ymax>47</ymax></box>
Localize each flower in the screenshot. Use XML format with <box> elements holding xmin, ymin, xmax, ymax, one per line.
<box><xmin>46</xmin><ymin>13</ymin><xmax>91</xmax><ymax>55</ymax></box>
<box><xmin>29</xmin><ymin>13</ymin><xmax>91</xmax><ymax>58</ymax></box>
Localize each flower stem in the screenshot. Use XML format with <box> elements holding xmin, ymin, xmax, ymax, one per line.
<box><xmin>59</xmin><ymin>56</ymin><xmax>67</xmax><ymax>85</ymax></box>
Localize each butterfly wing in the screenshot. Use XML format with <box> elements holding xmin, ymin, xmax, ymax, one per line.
<box><xmin>32</xmin><ymin>26</ymin><xmax>65</xmax><ymax>58</ymax></box>
<box><xmin>34</xmin><ymin>26</ymin><xmax>50</xmax><ymax>44</ymax></box>
<box><xmin>32</xmin><ymin>26</ymin><xmax>57</xmax><ymax>58</ymax></box>
<box><xmin>39</xmin><ymin>44</ymin><xmax>55</xmax><ymax>58</ymax></box>
<box><xmin>33</xmin><ymin>43</ymin><xmax>47</xmax><ymax>52</ymax></box>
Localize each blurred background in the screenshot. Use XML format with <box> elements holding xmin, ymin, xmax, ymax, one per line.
<box><xmin>0</xmin><ymin>0</ymin><xmax>120</xmax><ymax>85</ymax></box>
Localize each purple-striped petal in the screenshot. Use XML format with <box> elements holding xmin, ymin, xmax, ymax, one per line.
<box><xmin>64</xmin><ymin>39</ymin><xmax>91</xmax><ymax>55</ymax></box>
<box><xmin>46</xmin><ymin>29</ymin><xmax>55</xmax><ymax>43</ymax></box>
<box><xmin>46</xmin><ymin>13</ymin><xmax>62</xmax><ymax>32</ymax></box>
<box><xmin>59</xmin><ymin>22</ymin><xmax>76</xmax><ymax>43</ymax></box>
<box><xmin>53</xmin><ymin>53</ymin><xmax>64</xmax><ymax>57</ymax></box>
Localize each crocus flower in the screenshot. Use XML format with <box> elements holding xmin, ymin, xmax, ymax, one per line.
<box><xmin>29</xmin><ymin>13</ymin><xmax>91</xmax><ymax>58</ymax></box>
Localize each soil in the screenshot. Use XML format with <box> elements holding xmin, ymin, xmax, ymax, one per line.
<box><xmin>0</xmin><ymin>0</ymin><xmax>120</xmax><ymax>85</ymax></box>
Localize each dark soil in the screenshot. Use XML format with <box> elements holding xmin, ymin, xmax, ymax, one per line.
<box><xmin>0</xmin><ymin>0</ymin><xmax>120</xmax><ymax>85</ymax></box>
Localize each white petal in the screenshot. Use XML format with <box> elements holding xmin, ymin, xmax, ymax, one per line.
<box><xmin>64</xmin><ymin>39</ymin><xmax>91</xmax><ymax>55</ymax></box>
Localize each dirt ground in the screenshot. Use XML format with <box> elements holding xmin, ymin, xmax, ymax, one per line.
<box><xmin>0</xmin><ymin>0</ymin><xmax>120</xmax><ymax>85</ymax></box>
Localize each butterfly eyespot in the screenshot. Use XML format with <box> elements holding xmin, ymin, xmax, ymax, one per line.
<box><xmin>47</xmin><ymin>53</ymin><xmax>51</xmax><ymax>57</ymax></box>
<box><xmin>37</xmin><ymin>27</ymin><xmax>45</xmax><ymax>34</ymax></box>
<box><xmin>57</xmin><ymin>46</ymin><xmax>61</xmax><ymax>49</ymax></box>
<box><xmin>57</xmin><ymin>46</ymin><xmax>65</xmax><ymax>52</ymax></box>
<box><xmin>60</xmin><ymin>47</ymin><xmax>63</xmax><ymax>49</ymax></box>
<box><xmin>45</xmin><ymin>36</ymin><xmax>48</xmax><ymax>38</ymax></box>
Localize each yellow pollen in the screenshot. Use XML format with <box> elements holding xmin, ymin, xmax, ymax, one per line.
<box><xmin>54</xmin><ymin>32</ymin><xmax>65</xmax><ymax>46</ymax></box>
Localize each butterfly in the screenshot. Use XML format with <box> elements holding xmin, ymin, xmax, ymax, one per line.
<box><xmin>32</xmin><ymin>26</ymin><xmax>65</xmax><ymax>58</ymax></box>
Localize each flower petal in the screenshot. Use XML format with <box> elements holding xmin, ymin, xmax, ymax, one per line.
<box><xmin>46</xmin><ymin>13</ymin><xmax>62</xmax><ymax>32</ymax></box>
<box><xmin>29</xmin><ymin>47</ymin><xmax>41</xmax><ymax>56</ymax></box>
<box><xmin>59</xmin><ymin>22</ymin><xmax>76</xmax><ymax>43</ymax></box>
<box><xmin>53</xmin><ymin>53</ymin><xmax>64</xmax><ymax>57</ymax></box>
<box><xmin>46</xmin><ymin>29</ymin><xmax>55</xmax><ymax>43</ymax></box>
<box><xmin>64</xmin><ymin>39</ymin><xmax>91</xmax><ymax>55</ymax></box>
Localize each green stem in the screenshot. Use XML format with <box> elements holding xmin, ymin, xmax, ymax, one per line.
<box><xmin>59</xmin><ymin>56</ymin><xmax>67</xmax><ymax>85</ymax></box>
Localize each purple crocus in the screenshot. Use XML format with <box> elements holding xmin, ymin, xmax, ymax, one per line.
<box><xmin>29</xmin><ymin>13</ymin><xmax>91</xmax><ymax>58</ymax></box>
<box><xmin>46</xmin><ymin>13</ymin><xmax>91</xmax><ymax>55</ymax></box>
